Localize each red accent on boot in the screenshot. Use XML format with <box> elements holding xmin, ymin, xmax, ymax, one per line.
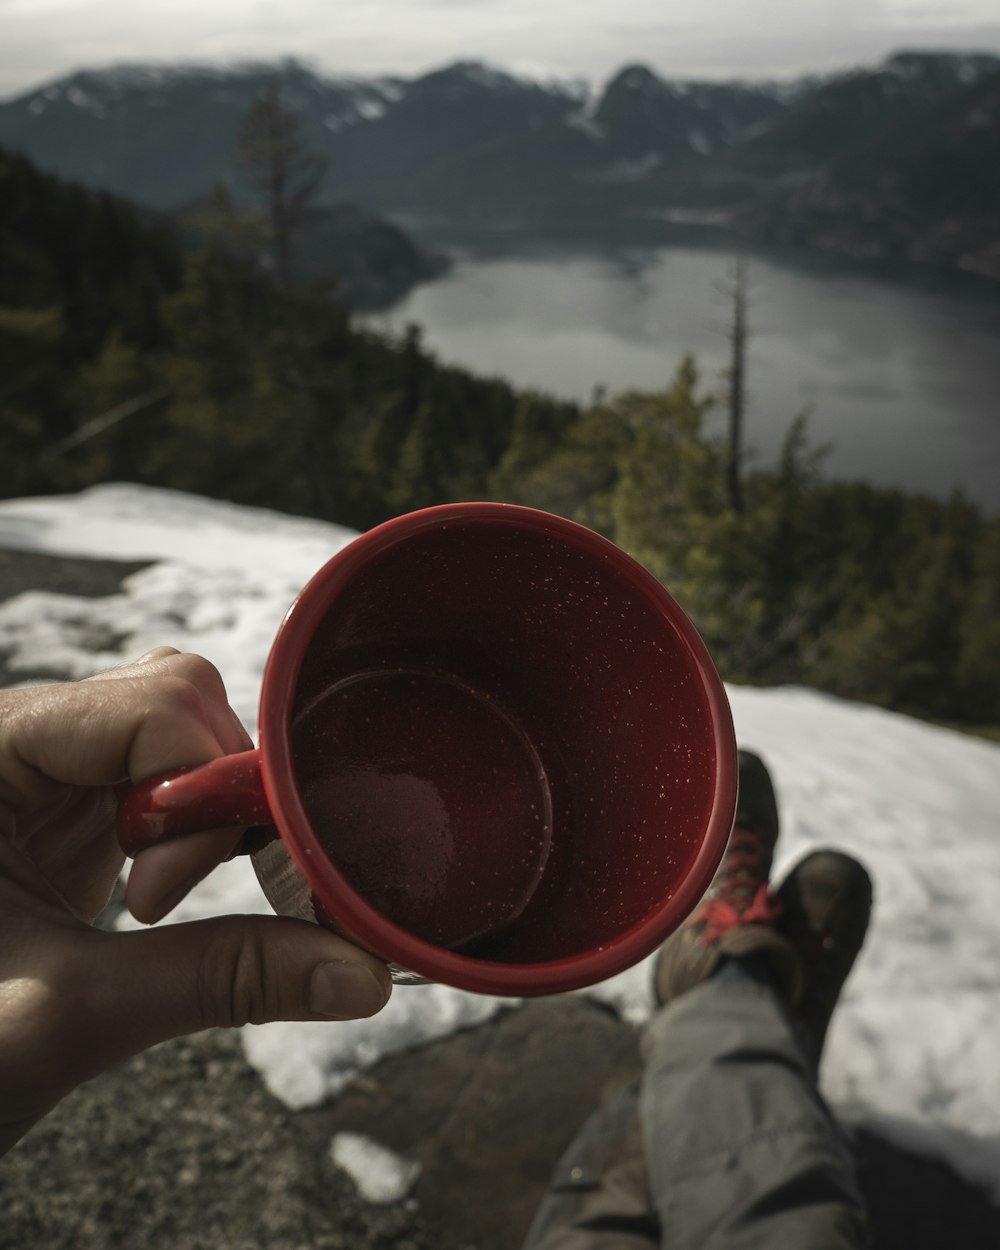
<box><xmin>698</xmin><ymin>882</ymin><xmax>784</xmax><ymax>945</ymax></box>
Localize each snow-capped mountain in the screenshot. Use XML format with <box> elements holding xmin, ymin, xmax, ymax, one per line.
<box><xmin>2</xmin><ymin>50</ymin><xmax>997</xmax><ymax>228</ymax></box>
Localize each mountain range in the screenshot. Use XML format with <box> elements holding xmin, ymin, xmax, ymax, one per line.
<box><xmin>1</xmin><ymin>50</ymin><xmax>998</xmax><ymax>280</ymax></box>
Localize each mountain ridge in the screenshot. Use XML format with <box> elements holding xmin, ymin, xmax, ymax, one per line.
<box><xmin>1</xmin><ymin>50</ymin><xmax>998</xmax><ymax>278</ymax></box>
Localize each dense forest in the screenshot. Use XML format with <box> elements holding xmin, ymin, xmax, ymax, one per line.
<box><xmin>0</xmin><ymin>144</ymin><xmax>577</xmax><ymax>527</ymax></box>
<box><xmin>1</xmin><ymin>143</ymin><xmax>997</xmax><ymax>731</ymax></box>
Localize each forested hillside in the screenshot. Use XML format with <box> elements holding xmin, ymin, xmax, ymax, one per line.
<box><xmin>749</xmin><ymin>66</ymin><xmax>1000</xmax><ymax>279</ymax></box>
<box><xmin>2</xmin><ymin>146</ymin><xmax>997</xmax><ymax>729</ymax></box>
<box><xmin>0</xmin><ymin>145</ymin><xmax>577</xmax><ymax>528</ymax></box>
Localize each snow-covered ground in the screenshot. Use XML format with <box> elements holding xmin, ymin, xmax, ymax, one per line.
<box><xmin>1</xmin><ymin>484</ymin><xmax>999</xmax><ymax>1198</ymax></box>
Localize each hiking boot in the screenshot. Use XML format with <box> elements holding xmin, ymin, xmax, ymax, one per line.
<box><xmin>654</xmin><ymin>750</ymin><xmax>801</xmax><ymax>1007</ymax></box>
<box><xmin>774</xmin><ymin>849</ymin><xmax>873</xmax><ymax>1066</ymax></box>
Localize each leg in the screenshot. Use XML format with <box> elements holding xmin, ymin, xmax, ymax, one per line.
<box><xmin>521</xmin><ymin>1082</ymin><xmax>659</xmax><ymax>1250</ymax></box>
<box><xmin>640</xmin><ymin>966</ymin><xmax>867</xmax><ymax>1250</ymax></box>
<box><xmin>523</xmin><ymin>751</ymin><xmax>873</xmax><ymax>1250</ymax></box>
<box><xmin>646</xmin><ymin>751</ymin><xmax>872</xmax><ymax>1249</ymax></box>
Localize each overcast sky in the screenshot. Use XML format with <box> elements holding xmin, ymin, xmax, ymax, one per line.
<box><xmin>2</xmin><ymin>0</ymin><xmax>1000</xmax><ymax>98</ymax></box>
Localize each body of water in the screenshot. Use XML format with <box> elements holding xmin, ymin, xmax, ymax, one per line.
<box><xmin>372</xmin><ymin>243</ymin><xmax>1000</xmax><ymax>512</ymax></box>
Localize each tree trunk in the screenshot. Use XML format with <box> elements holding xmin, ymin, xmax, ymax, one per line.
<box><xmin>726</xmin><ymin>254</ymin><xmax>748</xmax><ymax>515</ymax></box>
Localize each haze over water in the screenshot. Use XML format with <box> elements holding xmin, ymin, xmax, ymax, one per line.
<box><xmin>377</xmin><ymin>243</ymin><xmax>1000</xmax><ymax>513</ymax></box>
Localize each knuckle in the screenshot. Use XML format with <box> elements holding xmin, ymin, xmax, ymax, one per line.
<box><xmin>135</xmin><ymin>655</ymin><xmax>227</xmax><ymax>719</ymax></box>
<box><xmin>197</xmin><ymin>919</ymin><xmax>282</xmax><ymax>1029</ymax></box>
<box><xmin>166</xmin><ymin>653</ymin><xmax>227</xmax><ymax>700</ymax></box>
<box><xmin>153</xmin><ymin>673</ymin><xmax>208</xmax><ymax>722</ymax></box>
<box><xmin>139</xmin><ymin>646</ymin><xmax>182</xmax><ymax>663</ymax></box>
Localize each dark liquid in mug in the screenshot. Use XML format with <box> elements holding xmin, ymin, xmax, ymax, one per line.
<box><xmin>291</xmin><ymin>669</ymin><xmax>554</xmax><ymax>949</ymax></box>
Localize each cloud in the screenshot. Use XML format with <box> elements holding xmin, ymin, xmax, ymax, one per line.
<box><xmin>1</xmin><ymin>0</ymin><xmax>998</xmax><ymax>97</ymax></box>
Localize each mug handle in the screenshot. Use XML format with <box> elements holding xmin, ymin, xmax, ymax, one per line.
<box><xmin>116</xmin><ymin>749</ymin><xmax>272</xmax><ymax>856</ymax></box>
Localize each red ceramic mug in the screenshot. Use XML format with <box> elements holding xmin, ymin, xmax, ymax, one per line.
<box><xmin>118</xmin><ymin>503</ymin><xmax>736</xmax><ymax>996</ymax></box>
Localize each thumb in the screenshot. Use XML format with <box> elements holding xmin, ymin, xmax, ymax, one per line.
<box><xmin>91</xmin><ymin>915</ymin><xmax>392</xmax><ymax>1061</ymax></box>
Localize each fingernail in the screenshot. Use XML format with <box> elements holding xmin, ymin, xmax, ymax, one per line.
<box><xmin>309</xmin><ymin>962</ymin><xmax>389</xmax><ymax>1019</ymax></box>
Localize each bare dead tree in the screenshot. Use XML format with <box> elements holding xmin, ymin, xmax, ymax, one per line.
<box><xmin>725</xmin><ymin>253</ymin><xmax>748</xmax><ymax>514</ymax></box>
<box><xmin>41</xmin><ymin>390</ymin><xmax>169</xmax><ymax>463</ymax></box>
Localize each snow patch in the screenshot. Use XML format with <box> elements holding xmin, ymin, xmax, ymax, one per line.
<box><xmin>376</xmin><ymin>79</ymin><xmax>406</xmax><ymax>104</ymax></box>
<box><xmin>330</xmin><ymin>1133</ymin><xmax>421</xmax><ymax>1204</ymax></box>
<box><xmin>451</xmin><ymin>61</ymin><xmax>528</xmax><ymax>92</ymax></box>
<box><xmin>241</xmin><ymin>987</ymin><xmax>513</xmax><ymax>1109</ymax></box>
<box><xmin>589</xmin><ymin>152</ymin><xmax>663</xmax><ymax>183</ymax></box>
<box><xmin>0</xmin><ymin>483</ymin><xmax>356</xmax><ymax>576</ymax></box>
<box><xmin>64</xmin><ymin>83</ymin><xmax>108</xmax><ymax>116</ymax></box>
<box><xmin>355</xmin><ymin>97</ymin><xmax>386</xmax><ymax>121</ymax></box>
<box><xmin>565</xmin><ymin>108</ymin><xmax>606</xmax><ymax>142</ymax></box>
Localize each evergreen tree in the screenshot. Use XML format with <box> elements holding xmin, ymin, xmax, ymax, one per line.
<box><xmin>958</xmin><ymin>514</ymin><xmax>1000</xmax><ymax>723</ymax></box>
<box><xmin>239</xmin><ymin>87</ymin><xmax>325</xmax><ymax>288</ymax></box>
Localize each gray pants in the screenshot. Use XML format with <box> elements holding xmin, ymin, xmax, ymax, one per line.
<box><xmin>522</xmin><ymin>974</ymin><xmax>868</xmax><ymax>1250</ymax></box>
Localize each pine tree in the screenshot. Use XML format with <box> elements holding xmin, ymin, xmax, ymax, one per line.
<box><xmin>239</xmin><ymin>87</ymin><xmax>326</xmax><ymax>288</ymax></box>
<box><xmin>958</xmin><ymin>514</ymin><xmax>1000</xmax><ymax>724</ymax></box>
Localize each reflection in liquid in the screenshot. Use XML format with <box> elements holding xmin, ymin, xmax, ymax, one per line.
<box><xmin>292</xmin><ymin>668</ymin><xmax>553</xmax><ymax>950</ymax></box>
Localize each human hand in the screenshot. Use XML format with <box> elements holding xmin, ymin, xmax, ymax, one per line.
<box><xmin>0</xmin><ymin>648</ymin><xmax>391</xmax><ymax>1156</ymax></box>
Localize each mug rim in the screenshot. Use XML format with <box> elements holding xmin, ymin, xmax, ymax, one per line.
<box><xmin>257</xmin><ymin>502</ymin><xmax>736</xmax><ymax>996</ymax></box>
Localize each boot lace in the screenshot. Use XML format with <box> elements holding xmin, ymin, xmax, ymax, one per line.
<box><xmin>696</xmin><ymin>829</ymin><xmax>783</xmax><ymax>945</ymax></box>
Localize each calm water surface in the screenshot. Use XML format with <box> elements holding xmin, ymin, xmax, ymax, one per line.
<box><xmin>373</xmin><ymin>245</ymin><xmax>1000</xmax><ymax>512</ymax></box>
